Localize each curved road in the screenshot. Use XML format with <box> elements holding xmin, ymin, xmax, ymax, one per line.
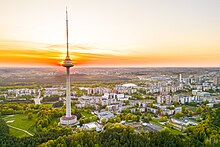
<box><xmin>7</xmin><ymin>124</ymin><xmax>33</xmax><ymax>136</ymax></box>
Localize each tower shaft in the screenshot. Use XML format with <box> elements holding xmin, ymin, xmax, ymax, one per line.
<box><xmin>66</xmin><ymin>67</ymin><xmax>71</xmax><ymax>117</ymax></box>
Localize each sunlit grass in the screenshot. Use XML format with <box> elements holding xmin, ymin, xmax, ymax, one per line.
<box><xmin>9</xmin><ymin>127</ymin><xmax>30</xmax><ymax>138</ymax></box>
<box><xmin>3</xmin><ymin>114</ymin><xmax>36</xmax><ymax>137</ymax></box>
<box><xmin>81</xmin><ymin>111</ymin><xmax>94</xmax><ymax>118</ymax></box>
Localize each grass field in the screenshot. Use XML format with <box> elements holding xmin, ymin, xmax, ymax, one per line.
<box><xmin>151</xmin><ymin>119</ymin><xmax>183</xmax><ymax>135</ymax></box>
<box><xmin>2</xmin><ymin>114</ymin><xmax>36</xmax><ymax>137</ymax></box>
<box><xmin>9</xmin><ymin>127</ymin><xmax>29</xmax><ymax>138</ymax></box>
<box><xmin>81</xmin><ymin>111</ymin><xmax>94</xmax><ymax>118</ymax></box>
<box><xmin>162</xmin><ymin>127</ymin><xmax>183</xmax><ymax>135</ymax></box>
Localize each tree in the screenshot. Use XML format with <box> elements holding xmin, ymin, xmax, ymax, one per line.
<box><xmin>196</xmin><ymin>106</ymin><xmax>203</xmax><ymax>114</ymax></box>
<box><xmin>137</xmin><ymin>115</ymin><xmax>140</xmax><ymax>122</ymax></box>
<box><xmin>115</xmin><ymin>117</ymin><xmax>121</xmax><ymax>123</ymax></box>
<box><xmin>124</xmin><ymin>100</ymin><xmax>130</xmax><ymax>105</ymax></box>
<box><xmin>182</xmin><ymin>105</ymin><xmax>187</xmax><ymax>114</ymax></box>
<box><xmin>79</xmin><ymin>118</ymin><xmax>84</xmax><ymax>125</ymax></box>
<box><xmin>149</xmin><ymin>103</ymin><xmax>153</xmax><ymax>108</ymax></box>
<box><xmin>157</xmin><ymin>108</ymin><xmax>162</xmax><ymax>115</ymax></box>
<box><xmin>147</xmin><ymin>114</ymin><xmax>152</xmax><ymax>121</ymax></box>
<box><xmin>173</xmin><ymin>101</ymin><xmax>180</xmax><ymax>107</ymax></box>
<box><xmin>203</xmin><ymin>100</ymin><xmax>209</xmax><ymax>105</ymax></box>
<box><xmin>131</xmin><ymin>115</ymin><xmax>137</xmax><ymax>122</ymax></box>
<box><xmin>105</xmin><ymin>106</ymin><xmax>108</xmax><ymax>111</ymax></box>
<box><xmin>108</xmin><ymin>118</ymin><xmax>115</xmax><ymax>123</ymax></box>
<box><xmin>196</xmin><ymin>116</ymin><xmax>201</xmax><ymax>122</ymax></box>
<box><xmin>189</xmin><ymin>111</ymin><xmax>193</xmax><ymax>117</ymax></box>
<box><xmin>125</xmin><ymin>115</ymin><xmax>129</xmax><ymax>122</ymax></box>
<box><xmin>0</xmin><ymin>118</ymin><xmax>9</xmax><ymax>135</ymax></box>
<box><xmin>159</xmin><ymin>116</ymin><xmax>167</xmax><ymax>122</ymax></box>
<box><xmin>140</xmin><ymin>128</ymin><xmax>145</xmax><ymax>134</ymax></box>
<box><xmin>91</xmin><ymin>116</ymin><xmax>97</xmax><ymax>122</ymax></box>
<box><xmin>174</xmin><ymin>112</ymin><xmax>183</xmax><ymax>119</ymax></box>
<box><xmin>27</xmin><ymin>112</ymin><xmax>33</xmax><ymax>120</ymax></box>
<box><xmin>101</xmin><ymin>119</ymin><xmax>107</xmax><ymax>126</ymax></box>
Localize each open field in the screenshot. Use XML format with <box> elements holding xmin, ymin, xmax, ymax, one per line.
<box><xmin>151</xmin><ymin>119</ymin><xmax>183</xmax><ymax>135</ymax></box>
<box><xmin>81</xmin><ymin>111</ymin><xmax>94</xmax><ymax>118</ymax></box>
<box><xmin>2</xmin><ymin>114</ymin><xmax>36</xmax><ymax>137</ymax></box>
<box><xmin>9</xmin><ymin>127</ymin><xmax>29</xmax><ymax>137</ymax></box>
<box><xmin>162</xmin><ymin>127</ymin><xmax>183</xmax><ymax>135</ymax></box>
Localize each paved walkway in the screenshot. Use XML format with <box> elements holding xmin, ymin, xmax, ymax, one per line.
<box><xmin>34</xmin><ymin>89</ymin><xmax>42</xmax><ymax>104</ymax></box>
<box><xmin>2</xmin><ymin>115</ymin><xmax>14</xmax><ymax>119</ymax></box>
<box><xmin>7</xmin><ymin>124</ymin><xmax>33</xmax><ymax>136</ymax></box>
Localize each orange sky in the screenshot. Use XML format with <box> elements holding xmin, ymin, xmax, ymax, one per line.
<box><xmin>0</xmin><ymin>0</ymin><xmax>220</xmax><ymax>67</ymax></box>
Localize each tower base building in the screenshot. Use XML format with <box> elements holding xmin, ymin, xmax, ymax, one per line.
<box><xmin>60</xmin><ymin>115</ymin><xmax>77</xmax><ymax>125</ymax></box>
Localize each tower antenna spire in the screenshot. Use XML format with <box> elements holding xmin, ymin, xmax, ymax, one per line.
<box><xmin>66</xmin><ymin>6</ymin><xmax>69</xmax><ymax>58</ymax></box>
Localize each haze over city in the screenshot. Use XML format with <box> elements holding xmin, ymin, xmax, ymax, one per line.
<box><xmin>0</xmin><ymin>1</ymin><xmax>220</xmax><ymax>146</ymax></box>
<box><xmin>0</xmin><ymin>0</ymin><xmax>220</xmax><ymax>67</ymax></box>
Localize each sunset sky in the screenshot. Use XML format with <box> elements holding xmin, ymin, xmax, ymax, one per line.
<box><xmin>0</xmin><ymin>0</ymin><xmax>220</xmax><ymax>67</ymax></box>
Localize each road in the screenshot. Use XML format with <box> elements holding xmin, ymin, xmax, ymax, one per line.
<box><xmin>34</xmin><ymin>89</ymin><xmax>43</xmax><ymax>104</ymax></box>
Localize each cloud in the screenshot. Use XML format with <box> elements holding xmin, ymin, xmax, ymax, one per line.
<box><xmin>0</xmin><ymin>40</ymin><xmax>220</xmax><ymax>67</ymax></box>
<box><xmin>0</xmin><ymin>40</ymin><xmax>133</xmax><ymax>66</ymax></box>
<box><xmin>46</xmin><ymin>43</ymin><xmax>131</xmax><ymax>56</ymax></box>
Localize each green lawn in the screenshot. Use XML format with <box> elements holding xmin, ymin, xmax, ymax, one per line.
<box><xmin>151</xmin><ymin>118</ymin><xmax>164</xmax><ymax>125</ymax></box>
<box><xmin>2</xmin><ymin>114</ymin><xmax>36</xmax><ymax>137</ymax></box>
<box><xmin>151</xmin><ymin>119</ymin><xmax>183</xmax><ymax>135</ymax></box>
<box><xmin>9</xmin><ymin>127</ymin><xmax>30</xmax><ymax>138</ymax></box>
<box><xmin>162</xmin><ymin>127</ymin><xmax>183</xmax><ymax>135</ymax></box>
<box><xmin>81</xmin><ymin>111</ymin><xmax>94</xmax><ymax>118</ymax></box>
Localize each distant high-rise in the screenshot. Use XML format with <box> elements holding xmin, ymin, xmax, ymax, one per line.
<box><xmin>179</xmin><ymin>74</ymin><xmax>182</xmax><ymax>83</ymax></box>
<box><xmin>60</xmin><ymin>7</ymin><xmax>77</xmax><ymax>125</ymax></box>
<box><xmin>214</xmin><ymin>77</ymin><xmax>220</xmax><ymax>85</ymax></box>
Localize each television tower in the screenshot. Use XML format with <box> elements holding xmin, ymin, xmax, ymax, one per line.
<box><xmin>60</xmin><ymin>7</ymin><xmax>77</xmax><ymax>125</ymax></box>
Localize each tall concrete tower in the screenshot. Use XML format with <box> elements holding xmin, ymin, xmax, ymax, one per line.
<box><xmin>60</xmin><ymin>7</ymin><xmax>77</xmax><ymax>125</ymax></box>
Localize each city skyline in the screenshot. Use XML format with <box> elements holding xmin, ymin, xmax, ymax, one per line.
<box><xmin>0</xmin><ymin>0</ymin><xmax>220</xmax><ymax>67</ymax></box>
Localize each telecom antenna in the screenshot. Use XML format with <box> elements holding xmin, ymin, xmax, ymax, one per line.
<box><xmin>60</xmin><ymin>7</ymin><xmax>77</xmax><ymax>125</ymax></box>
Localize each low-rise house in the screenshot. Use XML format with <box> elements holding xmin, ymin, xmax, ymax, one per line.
<box><xmin>107</xmin><ymin>104</ymin><xmax>119</xmax><ymax>112</ymax></box>
<box><xmin>130</xmin><ymin>108</ymin><xmax>136</xmax><ymax>113</ymax></box>
<box><xmin>206</xmin><ymin>103</ymin><xmax>214</xmax><ymax>108</ymax></box>
<box><xmin>139</xmin><ymin>107</ymin><xmax>146</xmax><ymax>113</ymax></box>
<box><xmin>75</xmin><ymin>103</ymin><xmax>85</xmax><ymax>108</ymax></box>
<box><xmin>97</xmin><ymin>111</ymin><xmax>115</xmax><ymax>121</ymax></box>
<box><xmin>171</xmin><ymin>118</ymin><xmax>199</xmax><ymax>127</ymax></box>
<box><xmin>162</xmin><ymin>109</ymin><xmax>174</xmax><ymax>115</ymax></box>
<box><xmin>82</xmin><ymin>122</ymin><xmax>102</xmax><ymax>132</ymax></box>
<box><xmin>118</xmin><ymin>105</ymin><xmax>130</xmax><ymax>113</ymax></box>
<box><xmin>146</xmin><ymin>107</ymin><xmax>157</xmax><ymax>114</ymax></box>
<box><xmin>171</xmin><ymin>118</ymin><xmax>188</xmax><ymax>127</ymax></box>
<box><xmin>179</xmin><ymin>95</ymin><xmax>199</xmax><ymax>104</ymax></box>
<box><xmin>174</xmin><ymin>107</ymin><xmax>182</xmax><ymax>113</ymax></box>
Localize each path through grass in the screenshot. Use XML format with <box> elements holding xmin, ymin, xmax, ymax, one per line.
<box><xmin>2</xmin><ymin>114</ymin><xmax>36</xmax><ymax>137</ymax></box>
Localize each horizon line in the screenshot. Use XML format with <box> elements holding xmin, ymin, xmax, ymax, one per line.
<box><xmin>0</xmin><ymin>65</ymin><xmax>220</xmax><ymax>68</ymax></box>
